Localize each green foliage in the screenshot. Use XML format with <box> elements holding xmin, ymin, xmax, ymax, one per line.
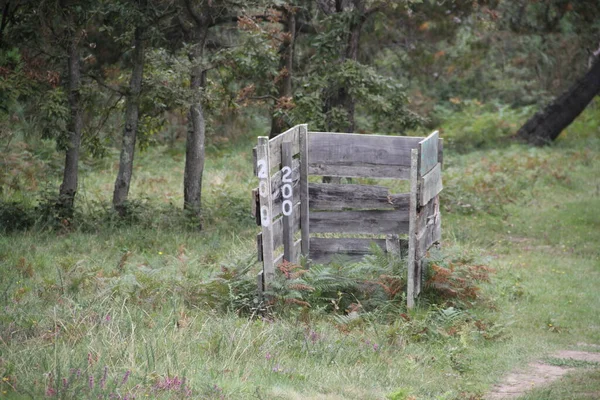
<box><xmin>436</xmin><ymin>100</ymin><xmax>532</xmax><ymax>152</ymax></box>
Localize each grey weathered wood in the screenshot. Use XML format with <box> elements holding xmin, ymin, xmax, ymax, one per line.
<box><xmin>419</xmin><ymin>131</ymin><xmax>439</xmax><ymax>176</ymax></box>
<box><xmin>282</xmin><ymin>141</ymin><xmax>295</xmax><ymax>263</ymax></box>
<box><xmin>271</xmin><ymin>158</ymin><xmax>300</xmax><ymax>189</ymax></box>
<box><xmin>416</xmin><ymin>195</ymin><xmax>440</xmax><ymax>234</ymax></box>
<box><xmin>310</xmin><ymin>237</ymin><xmax>386</xmax><ymax>263</ymax></box>
<box><xmin>257</xmin><ymin>232</ymin><xmax>263</xmax><ymax>261</ymax></box>
<box><xmin>273</xmin><ymin>239</ymin><xmax>302</xmax><ymax>266</ymax></box>
<box><xmin>257</xmin><ymin>136</ymin><xmax>275</xmax><ymax>283</ymax></box>
<box><xmin>419</xmin><ymin>163</ymin><xmax>443</xmax><ymax>207</ymax></box>
<box><xmin>385</xmin><ymin>234</ymin><xmax>401</xmax><ymax>257</ymax></box>
<box><xmin>299</xmin><ymin>124</ymin><xmax>310</xmax><ymax>258</ymax></box>
<box><xmin>308</xmin><ymin>163</ymin><xmax>412</xmax><ymax>180</ymax></box>
<box><xmin>407</xmin><ymin>148</ymin><xmax>419</xmax><ymax>309</ymax></box>
<box><xmin>268</xmin><ymin>125</ymin><xmax>300</xmax><ymax>171</ymax></box>
<box><xmin>252</xmin><ymin>188</ymin><xmax>260</xmax><ymax>226</ymax></box>
<box><xmin>309</xmin><ymin>183</ymin><xmax>410</xmax><ymax>211</ymax></box>
<box><xmin>309</xmin><ymin>131</ymin><xmax>422</xmax><ymax>172</ymax></box>
<box><xmin>416</xmin><ymin>212</ymin><xmax>441</xmax><ymax>260</ymax></box>
<box><xmin>253</xmin><ymin>160</ymin><xmax>301</xmax><ymax>219</ymax></box>
<box><xmin>310</xmin><ymin>210</ymin><xmax>409</xmax><ymax>235</ymax></box>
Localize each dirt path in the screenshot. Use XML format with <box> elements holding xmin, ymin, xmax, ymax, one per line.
<box><xmin>485</xmin><ymin>347</ymin><xmax>600</xmax><ymax>399</ymax></box>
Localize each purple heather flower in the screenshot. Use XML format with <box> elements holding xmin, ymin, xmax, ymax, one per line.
<box><xmin>121</xmin><ymin>370</ymin><xmax>131</xmax><ymax>386</ymax></box>
<box><xmin>373</xmin><ymin>343</ymin><xmax>380</xmax><ymax>351</ymax></box>
<box><xmin>101</xmin><ymin>366</ymin><xmax>108</xmax><ymax>389</ymax></box>
<box><xmin>265</xmin><ymin>352</ymin><xmax>272</xmax><ymax>361</ymax></box>
<box><xmin>89</xmin><ymin>375</ymin><xmax>94</xmax><ymax>389</ymax></box>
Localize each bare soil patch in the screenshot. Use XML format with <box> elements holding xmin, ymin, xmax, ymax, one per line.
<box><xmin>485</xmin><ymin>349</ymin><xmax>600</xmax><ymax>399</ymax></box>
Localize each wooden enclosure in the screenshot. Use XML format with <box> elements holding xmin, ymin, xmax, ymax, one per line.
<box><xmin>252</xmin><ymin>125</ymin><xmax>443</xmax><ymax>307</ymax></box>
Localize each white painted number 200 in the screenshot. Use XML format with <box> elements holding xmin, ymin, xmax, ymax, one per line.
<box><xmin>281</xmin><ymin>166</ymin><xmax>293</xmax><ymax>216</ymax></box>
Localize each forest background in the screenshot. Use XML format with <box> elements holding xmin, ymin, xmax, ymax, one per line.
<box><xmin>1</xmin><ymin>0</ymin><xmax>600</xmax><ymax>399</ymax></box>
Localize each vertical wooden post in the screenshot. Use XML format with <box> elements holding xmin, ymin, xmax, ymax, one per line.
<box><xmin>257</xmin><ymin>136</ymin><xmax>275</xmax><ymax>284</ymax></box>
<box><xmin>407</xmin><ymin>148</ymin><xmax>419</xmax><ymax>308</ymax></box>
<box><xmin>299</xmin><ymin>124</ymin><xmax>310</xmax><ymax>260</ymax></box>
<box><xmin>282</xmin><ymin>141</ymin><xmax>294</xmax><ymax>263</ymax></box>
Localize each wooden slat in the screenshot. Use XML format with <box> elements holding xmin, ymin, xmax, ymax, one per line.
<box><xmin>256</xmin><ymin>136</ymin><xmax>275</xmax><ymax>282</ymax></box>
<box><xmin>256</xmin><ymin>206</ymin><xmax>302</xmax><ymax>261</ymax></box>
<box><xmin>310</xmin><ymin>210</ymin><xmax>409</xmax><ymax>235</ymax></box>
<box><xmin>309</xmin><ymin>183</ymin><xmax>409</xmax><ymax>211</ymax></box>
<box><xmin>407</xmin><ymin>148</ymin><xmax>419</xmax><ymax>309</ymax></box>
<box><xmin>416</xmin><ymin>213</ymin><xmax>441</xmax><ymax>260</ymax></box>
<box><xmin>253</xmin><ymin>161</ymin><xmax>301</xmax><ymax>219</ymax></box>
<box><xmin>252</xmin><ymin>188</ymin><xmax>260</xmax><ymax>226</ymax></box>
<box><xmin>271</xmin><ymin>159</ymin><xmax>300</xmax><ymax>189</ymax></box>
<box><xmin>299</xmin><ymin>124</ymin><xmax>310</xmax><ymax>258</ymax></box>
<box><xmin>308</xmin><ymin>132</ymin><xmax>422</xmax><ymax>178</ymax></box>
<box><xmin>273</xmin><ymin>239</ymin><xmax>302</xmax><ymax>266</ymax></box>
<box><xmin>419</xmin><ymin>131</ymin><xmax>439</xmax><ymax>176</ymax></box>
<box><xmin>416</xmin><ymin>195</ymin><xmax>440</xmax><ymax>234</ymax></box>
<box><xmin>308</xmin><ymin>163</ymin><xmax>412</xmax><ymax>179</ymax></box>
<box><xmin>282</xmin><ymin>141</ymin><xmax>295</xmax><ymax>263</ymax></box>
<box><xmin>269</xmin><ymin>125</ymin><xmax>301</xmax><ymax>171</ymax></box>
<box><xmin>419</xmin><ymin>163</ymin><xmax>443</xmax><ymax>207</ymax></box>
<box><xmin>310</xmin><ymin>237</ymin><xmax>387</xmax><ymax>264</ymax></box>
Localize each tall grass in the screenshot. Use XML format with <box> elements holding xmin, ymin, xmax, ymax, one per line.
<box><xmin>1</xmin><ymin>109</ymin><xmax>600</xmax><ymax>398</ymax></box>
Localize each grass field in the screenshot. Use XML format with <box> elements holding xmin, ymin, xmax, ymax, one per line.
<box><xmin>1</xmin><ymin>110</ymin><xmax>599</xmax><ymax>399</ymax></box>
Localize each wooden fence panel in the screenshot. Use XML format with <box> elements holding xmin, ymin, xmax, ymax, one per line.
<box><xmin>255</xmin><ymin>127</ymin><xmax>443</xmax><ymax>309</ymax></box>
<box><xmin>309</xmin><ymin>183</ymin><xmax>410</xmax><ymax>211</ymax></box>
<box><xmin>308</xmin><ymin>132</ymin><xmax>422</xmax><ymax>179</ymax></box>
<box><xmin>419</xmin><ymin>131</ymin><xmax>439</xmax><ymax>175</ymax></box>
<box><xmin>310</xmin><ymin>237</ymin><xmax>387</xmax><ymax>264</ymax></box>
<box><xmin>310</xmin><ymin>210</ymin><xmax>410</xmax><ymax>235</ymax></box>
<box><xmin>299</xmin><ymin>125</ymin><xmax>310</xmax><ymax>258</ymax></box>
<box><xmin>256</xmin><ymin>137</ymin><xmax>275</xmax><ymax>280</ymax></box>
<box><xmin>419</xmin><ymin>163</ymin><xmax>443</xmax><ymax>207</ymax></box>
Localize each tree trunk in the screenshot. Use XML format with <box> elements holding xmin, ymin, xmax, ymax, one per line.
<box><xmin>112</xmin><ymin>26</ymin><xmax>145</xmax><ymax>215</ymax></box>
<box><xmin>57</xmin><ymin>38</ymin><xmax>83</xmax><ymax>216</ymax></box>
<box><xmin>183</xmin><ymin>25</ymin><xmax>209</xmax><ymax>227</ymax></box>
<box><xmin>270</xmin><ymin>7</ymin><xmax>295</xmax><ymax>138</ymax></box>
<box><xmin>517</xmin><ymin>58</ymin><xmax>600</xmax><ymax>145</ymax></box>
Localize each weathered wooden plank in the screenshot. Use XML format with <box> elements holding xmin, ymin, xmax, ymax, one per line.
<box><xmin>309</xmin><ymin>183</ymin><xmax>410</xmax><ymax>211</ymax></box>
<box><xmin>386</xmin><ymin>234</ymin><xmax>401</xmax><ymax>257</ymax></box>
<box><xmin>407</xmin><ymin>148</ymin><xmax>419</xmax><ymax>309</ymax></box>
<box><xmin>269</xmin><ymin>125</ymin><xmax>301</xmax><ymax>170</ymax></box>
<box><xmin>273</xmin><ymin>239</ymin><xmax>302</xmax><ymax>266</ymax></box>
<box><xmin>308</xmin><ymin>163</ymin><xmax>412</xmax><ymax>180</ymax></box>
<box><xmin>416</xmin><ymin>195</ymin><xmax>440</xmax><ymax>234</ymax></box>
<box><xmin>253</xmin><ymin>161</ymin><xmax>301</xmax><ymax>219</ymax></box>
<box><xmin>309</xmin><ymin>132</ymin><xmax>422</xmax><ymax>170</ymax></box>
<box><xmin>252</xmin><ymin>188</ymin><xmax>260</xmax><ymax>226</ymax></box>
<box><xmin>309</xmin><ymin>210</ymin><xmax>409</xmax><ymax>235</ymax></box>
<box><xmin>419</xmin><ymin>163</ymin><xmax>443</xmax><ymax>207</ymax></box>
<box><xmin>257</xmin><ymin>233</ymin><xmax>263</xmax><ymax>262</ymax></box>
<box><xmin>299</xmin><ymin>124</ymin><xmax>310</xmax><ymax>258</ymax></box>
<box><xmin>256</xmin><ymin>136</ymin><xmax>275</xmax><ymax>282</ymax></box>
<box><xmin>419</xmin><ymin>131</ymin><xmax>439</xmax><ymax>176</ymax></box>
<box><xmin>282</xmin><ymin>141</ymin><xmax>295</xmax><ymax>263</ymax></box>
<box><xmin>256</xmin><ymin>204</ymin><xmax>302</xmax><ymax>261</ymax></box>
<box><xmin>416</xmin><ymin>212</ymin><xmax>441</xmax><ymax>260</ymax></box>
<box><xmin>310</xmin><ymin>237</ymin><xmax>387</xmax><ymax>253</ymax></box>
<box><xmin>271</xmin><ymin>158</ymin><xmax>300</xmax><ymax>189</ymax></box>
<box><xmin>309</xmin><ymin>237</ymin><xmax>386</xmax><ymax>264</ymax></box>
